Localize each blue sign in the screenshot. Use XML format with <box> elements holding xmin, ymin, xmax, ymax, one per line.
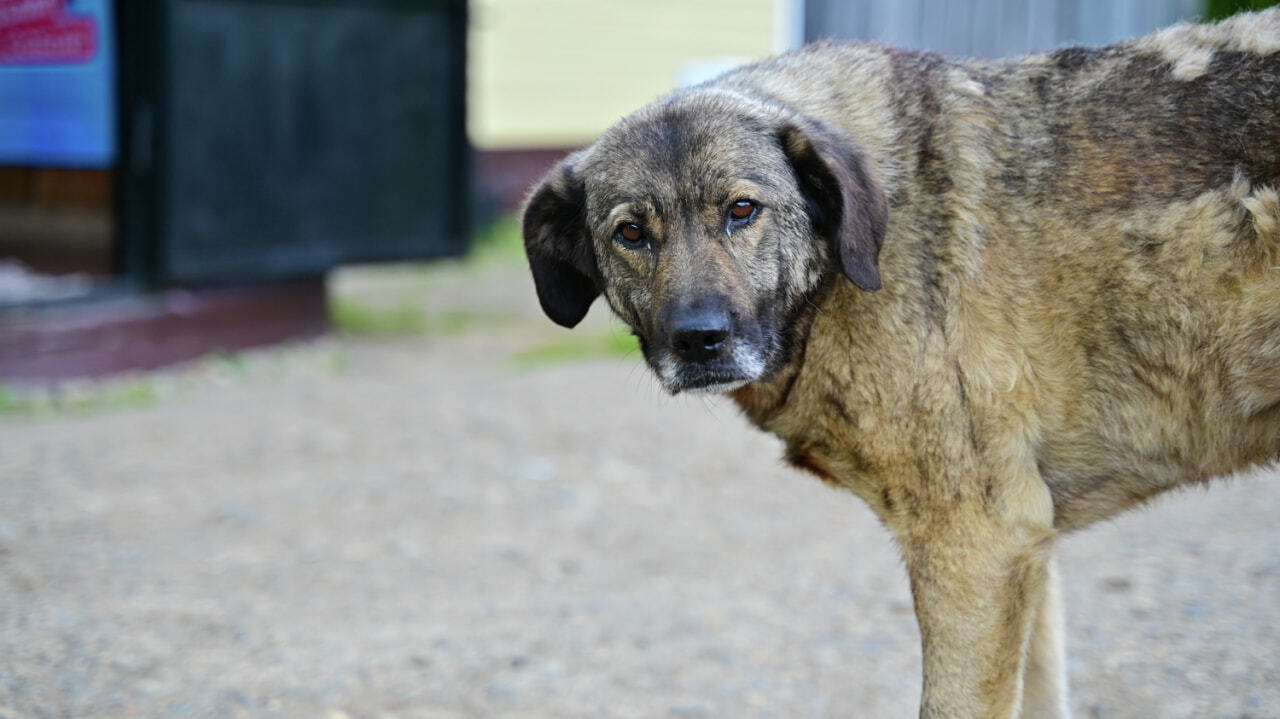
<box><xmin>0</xmin><ymin>0</ymin><xmax>115</xmax><ymax>167</ymax></box>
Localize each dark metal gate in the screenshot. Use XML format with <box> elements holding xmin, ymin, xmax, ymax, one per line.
<box><xmin>118</xmin><ymin>0</ymin><xmax>468</xmax><ymax>287</ymax></box>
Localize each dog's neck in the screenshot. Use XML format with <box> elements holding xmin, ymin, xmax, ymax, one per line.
<box><xmin>730</xmin><ymin>359</ymin><xmax>802</xmax><ymax>430</ymax></box>
<box><xmin>729</xmin><ymin>281</ymin><xmax>831</xmax><ymax>430</ymax></box>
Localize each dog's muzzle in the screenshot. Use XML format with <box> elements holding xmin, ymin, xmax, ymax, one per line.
<box><xmin>656</xmin><ymin>297</ymin><xmax>764</xmax><ymax>393</ymax></box>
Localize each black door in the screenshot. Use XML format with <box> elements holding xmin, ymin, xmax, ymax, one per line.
<box><xmin>118</xmin><ymin>0</ymin><xmax>468</xmax><ymax>287</ymax></box>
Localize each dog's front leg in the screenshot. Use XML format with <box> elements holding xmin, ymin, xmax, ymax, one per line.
<box><xmin>894</xmin><ymin>489</ymin><xmax>1058</xmax><ymax>719</ymax></box>
<box><xmin>1021</xmin><ymin>555</ymin><xmax>1071</xmax><ymax>718</ymax></box>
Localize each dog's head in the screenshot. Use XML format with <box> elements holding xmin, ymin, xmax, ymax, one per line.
<box><xmin>522</xmin><ymin>89</ymin><xmax>887</xmax><ymax>394</ymax></box>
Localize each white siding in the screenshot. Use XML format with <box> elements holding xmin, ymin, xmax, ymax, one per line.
<box><xmin>469</xmin><ymin>0</ymin><xmax>782</xmax><ymax>149</ymax></box>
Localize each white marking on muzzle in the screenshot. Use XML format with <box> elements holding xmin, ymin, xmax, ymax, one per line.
<box><xmin>656</xmin><ymin>353</ymin><xmax>683</xmax><ymax>390</ymax></box>
<box><xmin>655</xmin><ymin>340</ymin><xmax>767</xmax><ymax>394</ymax></box>
<box><xmin>730</xmin><ymin>342</ymin><xmax>766</xmax><ymax>381</ymax></box>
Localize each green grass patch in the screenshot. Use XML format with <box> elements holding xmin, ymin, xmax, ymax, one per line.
<box><xmin>468</xmin><ymin>215</ymin><xmax>526</xmax><ymax>266</ymax></box>
<box><xmin>66</xmin><ymin>382</ymin><xmax>161</xmax><ymax>413</ymax></box>
<box><xmin>405</xmin><ymin>215</ymin><xmax>525</xmax><ymax>277</ymax></box>
<box><xmin>432</xmin><ymin>308</ymin><xmax>510</xmax><ymax>334</ymax></box>
<box><xmin>208</xmin><ymin>347</ymin><xmax>250</xmax><ymax>375</ymax></box>
<box><xmin>329</xmin><ymin>298</ymin><xmax>430</xmax><ymax>335</ymax></box>
<box><xmin>0</xmin><ymin>384</ymin><xmax>24</xmax><ymax>415</ymax></box>
<box><xmin>328</xmin><ymin>297</ymin><xmax>512</xmax><ymax>337</ymax></box>
<box><xmin>510</xmin><ymin>332</ymin><xmax>640</xmax><ymax>369</ymax></box>
<box><xmin>0</xmin><ymin>379</ymin><xmax>160</xmax><ymax>418</ymax></box>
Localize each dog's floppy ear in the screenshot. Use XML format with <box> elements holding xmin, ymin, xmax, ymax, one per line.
<box><xmin>778</xmin><ymin>117</ymin><xmax>888</xmax><ymax>291</ymax></box>
<box><xmin>522</xmin><ymin>152</ymin><xmax>601</xmax><ymax>328</ymax></box>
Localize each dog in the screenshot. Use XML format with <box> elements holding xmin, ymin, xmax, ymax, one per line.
<box><xmin>521</xmin><ymin>9</ymin><xmax>1280</xmax><ymax>718</ymax></box>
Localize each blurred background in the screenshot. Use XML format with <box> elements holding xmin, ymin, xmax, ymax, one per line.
<box><xmin>0</xmin><ymin>0</ymin><xmax>1272</xmax><ymax>375</ymax></box>
<box><xmin>2</xmin><ymin>1</ymin><xmax>1279</xmax><ymax>718</ymax></box>
<box><xmin>0</xmin><ymin>0</ymin><xmax>1274</xmax><ymax>372</ymax></box>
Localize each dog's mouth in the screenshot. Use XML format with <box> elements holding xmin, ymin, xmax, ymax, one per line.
<box><xmin>653</xmin><ymin>342</ymin><xmax>768</xmax><ymax>395</ymax></box>
<box><xmin>668</xmin><ymin>369</ymin><xmax>755</xmax><ymax>395</ymax></box>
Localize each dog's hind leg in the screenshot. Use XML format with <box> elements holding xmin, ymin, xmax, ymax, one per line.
<box><xmin>1020</xmin><ymin>555</ymin><xmax>1071</xmax><ymax>719</ymax></box>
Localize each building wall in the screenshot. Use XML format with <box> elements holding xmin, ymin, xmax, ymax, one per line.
<box><xmin>468</xmin><ymin>0</ymin><xmax>795</xmax><ymax>150</ymax></box>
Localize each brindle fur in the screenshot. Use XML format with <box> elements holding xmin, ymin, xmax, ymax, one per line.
<box><xmin>522</xmin><ymin>10</ymin><xmax>1280</xmax><ymax>718</ymax></box>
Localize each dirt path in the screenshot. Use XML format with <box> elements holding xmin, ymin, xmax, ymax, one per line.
<box><xmin>2</xmin><ymin>263</ymin><xmax>1278</xmax><ymax>718</ymax></box>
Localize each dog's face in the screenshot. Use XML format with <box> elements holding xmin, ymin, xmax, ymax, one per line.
<box><xmin>522</xmin><ymin>90</ymin><xmax>888</xmax><ymax>394</ymax></box>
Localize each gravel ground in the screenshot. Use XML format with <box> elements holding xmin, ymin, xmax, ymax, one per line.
<box><xmin>2</xmin><ymin>261</ymin><xmax>1278</xmax><ymax>719</ymax></box>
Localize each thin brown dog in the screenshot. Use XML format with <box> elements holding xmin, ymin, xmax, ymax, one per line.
<box><xmin>522</xmin><ymin>10</ymin><xmax>1280</xmax><ymax>718</ymax></box>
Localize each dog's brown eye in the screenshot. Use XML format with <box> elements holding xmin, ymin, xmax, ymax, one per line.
<box><xmin>616</xmin><ymin>222</ymin><xmax>647</xmax><ymax>249</ymax></box>
<box><xmin>726</xmin><ymin>200</ymin><xmax>758</xmax><ymax>234</ymax></box>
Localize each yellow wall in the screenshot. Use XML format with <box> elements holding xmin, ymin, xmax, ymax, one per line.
<box><xmin>468</xmin><ymin>0</ymin><xmax>786</xmax><ymax>150</ymax></box>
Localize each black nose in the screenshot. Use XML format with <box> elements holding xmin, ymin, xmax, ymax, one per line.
<box><xmin>668</xmin><ymin>305</ymin><xmax>731</xmax><ymax>363</ymax></box>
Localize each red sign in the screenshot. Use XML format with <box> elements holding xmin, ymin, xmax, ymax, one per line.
<box><xmin>0</xmin><ymin>0</ymin><xmax>98</xmax><ymax>65</ymax></box>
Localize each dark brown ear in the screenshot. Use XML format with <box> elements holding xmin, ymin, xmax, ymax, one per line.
<box><xmin>778</xmin><ymin>117</ymin><xmax>888</xmax><ymax>291</ymax></box>
<box><xmin>521</xmin><ymin>152</ymin><xmax>601</xmax><ymax>328</ymax></box>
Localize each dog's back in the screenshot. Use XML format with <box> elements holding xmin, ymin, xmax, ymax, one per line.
<box><xmin>712</xmin><ymin>11</ymin><xmax>1280</xmax><ymax>529</ymax></box>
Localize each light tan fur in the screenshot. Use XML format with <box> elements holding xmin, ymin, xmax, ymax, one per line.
<box><xmin>522</xmin><ymin>9</ymin><xmax>1280</xmax><ymax>718</ymax></box>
